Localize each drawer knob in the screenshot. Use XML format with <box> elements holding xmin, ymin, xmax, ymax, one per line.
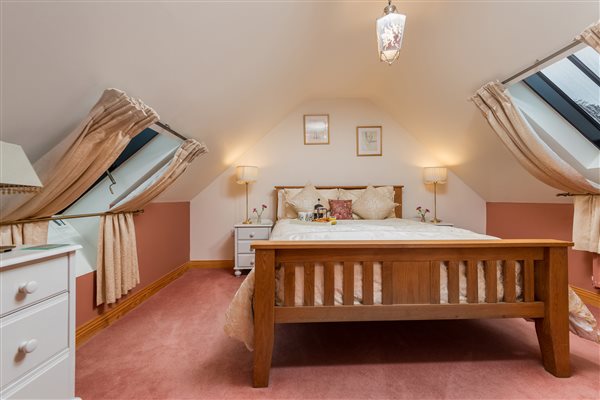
<box><xmin>19</xmin><ymin>339</ymin><xmax>38</xmax><ymax>354</ymax></box>
<box><xmin>250</xmin><ymin>261</ymin><xmax>255</xmax><ymax>266</ymax></box>
<box><xmin>249</xmin><ymin>233</ymin><xmax>255</xmax><ymax>238</ymax></box>
<box><xmin>18</xmin><ymin>281</ymin><xmax>39</xmax><ymax>294</ymax></box>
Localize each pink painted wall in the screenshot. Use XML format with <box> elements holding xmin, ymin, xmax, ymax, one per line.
<box><xmin>487</xmin><ymin>202</ymin><xmax>599</xmax><ymax>294</ymax></box>
<box><xmin>76</xmin><ymin>202</ymin><xmax>190</xmax><ymax>327</ymax></box>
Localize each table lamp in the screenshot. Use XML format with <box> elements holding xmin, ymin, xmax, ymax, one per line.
<box><xmin>0</xmin><ymin>141</ymin><xmax>43</xmax><ymax>252</ymax></box>
<box><xmin>423</xmin><ymin>167</ymin><xmax>447</xmax><ymax>223</ymax></box>
<box><xmin>236</xmin><ymin>165</ymin><xmax>258</xmax><ymax>224</ymax></box>
<box><xmin>0</xmin><ymin>141</ymin><xmax>43</xmax><ymax>195</ymax></box>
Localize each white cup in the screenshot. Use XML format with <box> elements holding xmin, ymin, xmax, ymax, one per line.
<box><xmin>298</xmin><ymin>212</ymin><xmax>312</xmax><ymax>222</ymax></box>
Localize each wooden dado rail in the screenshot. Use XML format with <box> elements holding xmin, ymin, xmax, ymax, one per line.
<box><xmin>251</xmin><ymin>239</ymin><xmax>572</xmax><ymax>387</ymax></box>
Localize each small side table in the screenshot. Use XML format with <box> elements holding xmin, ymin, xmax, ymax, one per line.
<box><xmin>234</xmin><ymin>221</ymin><xmax>273</xmax><ymax>276</ymax></box>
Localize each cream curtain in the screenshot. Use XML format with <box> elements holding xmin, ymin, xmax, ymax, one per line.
<box><xmin>576</xmin><ymin>21</ymin><xmax>600</xmax><ymax>51</ymax></box>
<box><xmin>0</xmin><ymin>88</ymin><xmax>158</xmax><ymax>245</ymax></box>
<box><xmin>472</xmin><ymin>81</ymin><xmax>600</xmax><ymax>254</ymax></box>
<box><xmin>96</xmin><ymin>139</ymin><xmax>207</xmax><ymax>305</ymax></box>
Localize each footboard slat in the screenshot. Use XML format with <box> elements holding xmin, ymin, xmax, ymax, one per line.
<box><xmin>504</xmin><ymin>260</ymin><xmax>516</xmax><ymax>303</ymax></box>
<box><xmin>284</xmin><ymin>263</ymin><xmax>295</xmax><ymax>307</ymax></box>
<box><xmin>382</xmin><ymin>262</ymin><xmax>393</xmax><ymax>305</ymax></box>
<box><xmin>430</xmin><ymin>261</ymin><xmax>440</xmax><ymax>304</ymax></box>
<box><xmin>466</xmin><ymin>260</ymin><xmax>478</xmax><ymax>303</ymax></box>
<box><xmin>485</xmin><ymin>260</ymin><xmax>498</xmax><ymax>303</ymax></box>
<box><xmin>362</xmin><ymin>261</ymin><xmax>374</xmax><ymax>305</ymax></box>
<box><xmin>343</xmin><ymin>262</ymin><xmax>354</xmax><ymax>305</ymax></box>
<box><xmin>448</xmin><ymin>261</ymin><xmax>460</xmax><ymax>304</ymax></box>
<box><xmin>524</xmin><ymin>259</ymin><xmax>535</xmax><ymax>302</ymax></box>
<box><xmin>304</xmin><ymin>263</ymin><xmax>315</xmax><ymax>306</ymax></box>
<box><xmin>324</xmin><ymin>262</ymin><xmax>335</xmax><ymax>306</ymax></box>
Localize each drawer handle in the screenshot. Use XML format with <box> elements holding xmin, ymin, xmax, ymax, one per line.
<box><xmin>250</xmin><ymin>261</ymin><xmax>255</xmax><ymax>266</ymax></box>
<box><xmin>19</xmin><ymin>339</ymin><xmax>38</xmax><ymax>354</ymax></box>
<box><xmin>18</xmin><ymin>281</ymin><xmax>39</xmax><ymax>294</ymax></box>
<box><xmin>249</xmin><ymin>233</ymin><xmax>255</xmax><ymax>238</ymax></box>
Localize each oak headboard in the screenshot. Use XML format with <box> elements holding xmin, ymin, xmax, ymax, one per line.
<box><xmin>273</xmin><ymin>185</ymin><xmax>404</xmax><ymax>220</ymax></box>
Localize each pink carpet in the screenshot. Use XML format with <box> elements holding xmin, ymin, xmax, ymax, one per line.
<box><xmin>76</xmin><ymin>269</ymin><xmax>600</xmax><ymax>399</ymax></box>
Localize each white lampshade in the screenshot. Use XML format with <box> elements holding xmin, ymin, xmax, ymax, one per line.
<box><xmin>376</xmin><ymin>2</ymin><xmax>406</xmax><ymax>65</ymax></box>
<box><xmin>0</xmin><ymin>141</ymin><xmax>43</xmax><ymax>194</ymax></box>
<box><xmin>423</xmin><ymin>167</ymin><xmax>447</xmax><ymax>184</ymax></box>
<box><xmin>236</xmin><ymin>165</ymin><xmax>258</xmax><ymax>184</ymax></box>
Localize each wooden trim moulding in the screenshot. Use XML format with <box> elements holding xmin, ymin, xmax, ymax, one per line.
<box><xmin>76</xmin><ymin>260</ymin><xmax>234</xmax><ymax>347</ymax></box>
<box><xmin>187</xmin><ymin>260</ymin><xmax>233</xmax><ymax>269</ymax></box>
<box><xmin>76</xmin><ymin>262</ymin><xmax>188</xmax><ymax>347</ymax></box>
<box><xmin>570</xmin><ymin>285</ymin><xmax>600</xmax><ymax>308</ymax></box>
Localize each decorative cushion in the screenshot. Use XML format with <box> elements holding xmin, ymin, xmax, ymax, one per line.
<box><xmin>351</xmin><ymin>186</ymin><xmax>397</xmax><ymax>220</ymax></box>
<box><xmin>279</xmin><ymin>188</ymin><xmax>301</xmax><ymax>219</ymax></box>
<box><xmin>285</xmin><ymin>185</ymin><xmax>338</xmax><ymax>215</ymax></box>
<box><xmin>339</xmin><ymin>186</ymin><xmax>397</xmax><ymax>219</ymax></box>
<box><xmin>328</xmin><ymin>199</ymin><xmax>353</xmax><ymax>220</ymax></box>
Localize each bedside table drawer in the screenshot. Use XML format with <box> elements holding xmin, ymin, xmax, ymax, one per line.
<box><xmin>237</xmin><ymin>227</ymin><xmax>270</xmax><ymax>240</ymax></box>
<box><xmin>238</xmin><ymin>254</ymin><xmax>255</xmax><ymax>268</ymax></box>
<box><xmin>237</xmin><ymin>240</ymin><xmax>256</xmax><ymax>254</ymax></box>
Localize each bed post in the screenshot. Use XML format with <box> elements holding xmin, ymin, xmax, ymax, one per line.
<box><xmin>253</xmin><ymin>249</ymin><xmax>276</xmax><ymax>388</ymax></box>
<box><xmin>534</xmin><ymin>246</ymin><xmax>571</xmax><ymax>378</ymax></box>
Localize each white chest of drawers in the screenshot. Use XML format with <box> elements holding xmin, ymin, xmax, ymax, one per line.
<box><xmin>0</xmin><ymin>245</ymin><xmax>80</xmax><ymax>400</ymax></box>
<box><xmin>234</xmin><ymin>222</ymin><xmax>272</xmax><ymax>276</ymax></box>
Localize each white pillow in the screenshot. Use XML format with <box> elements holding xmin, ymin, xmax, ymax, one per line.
<box><xmin>285</xmin><ymin>185</ymin><xmax>338</xmax><ymax>216</ymax></box>
<box><xmin>279</xmin><ymin>188</ymin><xmax>302</xmax><ymax>219</ymax></box>
<box><xmin>351</xmin><ymin>186</ymin><xmax>397</xmax><ymax>220</ymax></box>
<box><xmin>339</xmin><ymin>186</ymin><xmax>397</xmax><ymax>219</ymax></box>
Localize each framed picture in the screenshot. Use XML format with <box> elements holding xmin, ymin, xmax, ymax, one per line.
<box><xmin>304</xmin><ymin>114</ymin><xmax>329</xmax><ymax>145</ymax></box>
<box><xmin>356</xmin><ymin>126</ymin><xmax>382</xmax><ymax>156</ymax></box>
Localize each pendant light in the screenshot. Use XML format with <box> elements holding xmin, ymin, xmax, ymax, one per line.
<box><xmin>376</xmin><ymin>0</ymin><xmax>406</xmax><ymax>65</ymax></box>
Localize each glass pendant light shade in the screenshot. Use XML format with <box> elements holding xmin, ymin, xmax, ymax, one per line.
<box><xmin>376</xmin><ymin>2</ymin><xmax>406</xmax><ymax>65</ymax></box>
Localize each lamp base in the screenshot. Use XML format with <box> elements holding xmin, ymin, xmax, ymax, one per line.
<box><xmin>242</xmin><ymin>219</ymin><xmax>252</xmax><ymax>224</ymax></box>
<box><xmin>431</xmin><ymin>218</ymin><xmax>442</xmax><ymax>224</ymax></box>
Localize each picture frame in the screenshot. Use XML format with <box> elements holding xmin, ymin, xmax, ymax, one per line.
<box><xmin>356</xmin><ymin>126</ymin><xmax>382</xmax><ymax>156</ymax></box>
<box><xmin>304</xmin><ymin>114</ymin><xmax>330</xmax><ymax>145</ymax></box>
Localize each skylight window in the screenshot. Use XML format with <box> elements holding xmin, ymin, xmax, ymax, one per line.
<box><xmin>524</xmin><ymin>46</ymin><xmax>600</xmax><ymax>149</ymax></box>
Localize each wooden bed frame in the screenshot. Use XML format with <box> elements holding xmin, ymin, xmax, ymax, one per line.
<box><xmin>251</xmin><ymin>186</ymin><xmax>572</xmax><ymax>387</ymax></box>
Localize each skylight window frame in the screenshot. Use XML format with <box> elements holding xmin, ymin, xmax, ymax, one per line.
<box><xmin>523</xmin><ymin>50</ymin><xmax>600</xmax><ymax>150</ymax></box>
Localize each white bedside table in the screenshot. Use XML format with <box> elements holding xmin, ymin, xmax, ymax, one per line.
<box><xmin>234</xmin><ymin>221</ymin><xmax>273</xmax><ymax>276</ymax></box>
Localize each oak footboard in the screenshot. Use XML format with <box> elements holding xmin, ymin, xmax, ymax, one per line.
<box><xmin>251</xmin><ymin>239</ymin><xmax>572</xmax><ymax>387</ymax></box>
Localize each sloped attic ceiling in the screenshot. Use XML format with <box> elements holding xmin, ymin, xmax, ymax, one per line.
<box><xmin>1</xmin><ymin>1</ymin><xmax>597</xmax><ymax>202</ymax></box>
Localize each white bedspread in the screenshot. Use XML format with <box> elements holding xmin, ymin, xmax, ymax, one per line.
<box><xmin>224</xmin><ymin>219</ymin><xmax>600</xmax><ymax>350</ymax></box>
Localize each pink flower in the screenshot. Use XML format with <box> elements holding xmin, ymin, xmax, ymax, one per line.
<box><xmin>416</xmin><ymin>206</ymin><xmax>422</xmax><ymax>210</ymax></box>
<box><xmin>262</xmin><ymin>204</ymin><xmax>267</xmax><ymax>209</ymax></box>
<box><xmin>426</xmin><ymin>209</ymin><xmax>430</xmax><ymax>213</ymax></box>
<box><xmin>252</xmin><ymin>208</ymin><xmax>257</xmax><ymax>213</ymax></box>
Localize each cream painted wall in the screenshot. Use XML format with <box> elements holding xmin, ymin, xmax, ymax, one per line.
<box><xmin>190</xmin><ymin>99</ymin><xmax>486</xmax><ymax>260</ymax></box>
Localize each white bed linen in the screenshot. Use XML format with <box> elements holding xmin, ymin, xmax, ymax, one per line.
<box><xmin>224</xmin><ymin>219</ymin><xmax>599</xmax><ymax>350</ymax></box>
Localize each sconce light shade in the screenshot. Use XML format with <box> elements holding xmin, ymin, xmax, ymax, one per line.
<box><xmin>0</xmin><ymin>141</ymin><xmax>43</xmax><ymax>194</ymax></box>
<box><xmin>423</xmin><ymin>167</ymin><xmax>447</xmax><ymax>184</ymax></box>
<box><xmin>236</xmin><ymin>166</ymin><xmax>258</xmax><ymax>184</ymax></box>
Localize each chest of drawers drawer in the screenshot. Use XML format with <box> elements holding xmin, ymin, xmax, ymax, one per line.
<box><xmin>1</xmin><ymin>256</ymin><xmax>69</xmax><ymax>317</ymax></box>
<box><xmin>0</xmin><ymin>293</ymin><xmax>69</xmax><ymax>388</ymax></box>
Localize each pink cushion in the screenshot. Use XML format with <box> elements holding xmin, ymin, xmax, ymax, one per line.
<box><xmin>328</xmin><ymin>200</ymin><xmax>353</xmax><ymax>220</ymax></box>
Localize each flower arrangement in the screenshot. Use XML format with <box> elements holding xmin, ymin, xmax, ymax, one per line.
<box><xmin>416</xmin><ymin>206</ymin><xmax>430</xmax><ymax>222</ymax></box>
<box><xmin>253</xmin><ymin>204</ymin><xmax>267</xmax><ymax>224</ymax></box>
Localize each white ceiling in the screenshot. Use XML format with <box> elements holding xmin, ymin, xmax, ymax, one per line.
<box><xmin>1</xmin><ymin>1</ymin><xmax>597</xmax><ymax>203</ymax></box>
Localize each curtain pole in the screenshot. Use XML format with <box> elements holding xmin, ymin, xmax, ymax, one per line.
<box><xmin>556</xmin><ymin>192</ymin><xmax>598</xmax><ymax>197</ymax></box>
<box><xmin>0</xmin><ymin>209</ymin><xmax>144</xmax><ymax>226</ymax></box>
